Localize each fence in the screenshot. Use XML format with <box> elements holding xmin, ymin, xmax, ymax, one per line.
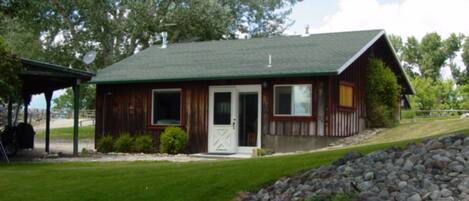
<box><xmin>401</xmin><ymin>109</ymin><xmax>469</xmax><ymax>120</ymax></box>
<box><xmin>0</xmin><ymin>106</ymin><xmax>95</xmax><ymax>127</ymax></box>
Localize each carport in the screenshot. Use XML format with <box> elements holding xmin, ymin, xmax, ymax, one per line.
<box><xmin>5</xmin><ymin>58</ymin><xmax>94</xmax><ymax>156</ymax></box>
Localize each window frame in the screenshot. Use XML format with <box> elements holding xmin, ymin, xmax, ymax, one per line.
<box><xmin>151</xmin><ymin>88</ymin><xmax>182</xmax><ymax>126</ymax></box>
<box><xmin>272</xmin><ymin>84</ymin><xmax>314</xmax><ymax>119</ymax></box>
<box><xmin>338</xmin><ymin>81</ymin><xmax>355</xmax><ymax>111</ymax></box>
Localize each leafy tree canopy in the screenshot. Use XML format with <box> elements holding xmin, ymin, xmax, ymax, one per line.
<box><xmin>0</xmin><ymin>36</ymin><xmax>23</xmax><ymax>104</ymax></box>
<box><xmin>1</xmin><ymin>0</ymin><xmax>299</xmax><ymax>110</ymax></box>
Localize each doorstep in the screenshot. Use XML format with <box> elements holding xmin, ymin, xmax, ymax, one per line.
<box><xmin>190</xmin><ymin>152</ymin><xmax>252</xmax><ymax>159</ymax></box>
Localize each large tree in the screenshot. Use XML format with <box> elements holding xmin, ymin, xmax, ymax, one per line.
<box><xmin>0</xmin><ymin>36</ymin><xmax>23</xmax><ymax>104</ymax></box>
<box><xmin>2</xmin><ymin>0</ymin><xmax>299</xmax><ymax>70</ymax></box>
<box><xmin>2</xmin><ymin>0</ymin><xmax>299</xmax><ymax>110</ymax></box>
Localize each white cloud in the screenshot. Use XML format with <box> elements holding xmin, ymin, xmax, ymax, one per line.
<box><xmin>304</xmin><ymin>0</ymin><xmax>469</xmax><ymax>40</ymax></box>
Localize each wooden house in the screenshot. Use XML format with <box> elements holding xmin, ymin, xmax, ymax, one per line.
<box><xmin>90</xmin><ymin>30</ymin><xmax>414</xmax><ymax>153</ymax></box>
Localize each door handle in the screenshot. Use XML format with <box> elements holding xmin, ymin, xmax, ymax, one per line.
<box><xmin>232</xmin><ymin>118</ymin><xmax>236</xmax><ymax>129</ymax></box>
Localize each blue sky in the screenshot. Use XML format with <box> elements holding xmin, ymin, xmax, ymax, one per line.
<box><xmin>29</xmin><ymin>0</ymin><xmax>469</xmax><ymax>108</ymax></box>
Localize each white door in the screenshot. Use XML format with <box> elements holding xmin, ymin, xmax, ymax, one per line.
<box><xmin>208</xmin><ymin>85</ymin><xmax>262</xmax><ymax>154</ymax></box>
<box><xmin>208</xmin><ymin>87</ymin><xmax>237</xmax><ymax>153</ymax></box>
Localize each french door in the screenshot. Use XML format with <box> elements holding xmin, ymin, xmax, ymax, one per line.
<box><xmin>208</xmin><ymin>85</ymin><xmax>261</xmax><ymax>153</ymax></box>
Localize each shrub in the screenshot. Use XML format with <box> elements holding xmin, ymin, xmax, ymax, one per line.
<box><xmin>113</xmin><ymin>133</ymin><xmax>134</xmax><ymax>153</ymax></box>
<box><xmin>97</xmin><ymin>135</ymin><xmax>114</xmax><ymax>153</ymax></box>
<box><xmin>134</xmin><ymin>135</ymin><xmax>154</xmax><ymax>153</ymax></box>
<box><xmin>159</xmin><ymin>127</ymin><xmax>188</xmax><ymax>154</ymax></box>
<box><xmin>366</xmin><ymin>59</ymin><xmax>401</xmax><ymax>128</ymax></box>
<box><xmin>81</xmin><ymin>148</ymin><xmax>90</xmax><ymax>157</ymax></box>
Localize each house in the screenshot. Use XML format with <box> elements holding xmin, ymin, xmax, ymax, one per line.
<box><xmin>90</xmin><ymin>29</ymin><xmax>414</xmax><ymax>153</ymax></box>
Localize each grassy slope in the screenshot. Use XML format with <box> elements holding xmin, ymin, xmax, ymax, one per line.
<box><xmin>1</xmin><ymin>118</ymin><xmax>468</xmax><ymax>201</ymax></box>
<box><xmin>35</xmin><ymin>126</ymin><xmax>95</xmax><ymax>140</ymax></box>
<box><xmin>364</xmin><ymin>118</ymin><xmax>469</xmax><ymax>144</ymax></box>
<box><xmin>0</xmin><ymin>139</ymin><xmax>426</xmax><ymax>201</ymax></box>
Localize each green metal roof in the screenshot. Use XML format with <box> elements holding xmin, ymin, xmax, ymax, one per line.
<box><xmin>91</xmin><ymin>30</ymin><xmax>387</xmax><ymax>84</ymax></box>
<box><xmin>21</xmin><ymin>58</ymin><xmax>95</xmax><ymax>78</ymax></box>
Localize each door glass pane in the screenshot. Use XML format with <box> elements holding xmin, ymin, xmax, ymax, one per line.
<box><xmin>293</xmin><ymin>85</ymin><xmax>312</xmax><ymax>115</ymax></box>
<box><xmin>238</xmin><ymin>93</ymin><xmax>258</xmax><ymax>146</ymax></box>
<box><xmin>274</xmin><ymin>86</ymin><xmax>292</xmax><ymax>115</ymax></box>
<box><xmin>214</xmin><ymin>92</ymin><xmax>231</xmax><ymax>125</ymax></box>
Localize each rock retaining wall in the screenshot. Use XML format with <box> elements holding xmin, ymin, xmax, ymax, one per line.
<box><xmin>242</xmin><ymin>134</ymin><xmax>469</xmax><ymax>201</ymax></box>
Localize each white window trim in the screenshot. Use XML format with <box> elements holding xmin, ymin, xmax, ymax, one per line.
<box><xmin>151</xmin><ymin>88</ymin><xmax>182</xmax><ymax>126</ymax></box>
<box><xmin>273</xmin><ymin>84</ymin><xmax>312</xmax><ymax>117</ymax></box>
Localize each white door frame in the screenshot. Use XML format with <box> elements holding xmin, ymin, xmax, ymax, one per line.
<box><xmin>208</xmin><ymin>85</ymin><xmax>262</xmax><ymax>154</ymax></box>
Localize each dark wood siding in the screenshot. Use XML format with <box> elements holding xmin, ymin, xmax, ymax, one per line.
<box><xmin>95</xmin><ymin>78</ymin><xmax>325</xmax><ymax>153</ymax></box>
<box><xmin>96</xmin><ymin>83</ymin><xmax>210</xmax><ymax>153</ymax></box>
<box><xmin>325</xmin><ymin>52</ymin><xmax>369</xmax><ymax>137</ymax></box>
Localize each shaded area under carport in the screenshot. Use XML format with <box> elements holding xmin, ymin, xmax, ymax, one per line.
<box><xmin>5</xmin><ymin>58</ymin><xmax>94</xmax><ymax>156</ymax></box>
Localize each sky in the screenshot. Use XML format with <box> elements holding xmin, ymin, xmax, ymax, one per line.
<box><xmin>29</xmin><ymin>0</ymin><xmax>469</xmax><ymax>108</ymax></box>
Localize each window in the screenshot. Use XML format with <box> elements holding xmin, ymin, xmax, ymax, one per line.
<box><xmin>152</xmin><ymin>89</ymin><xmax>181</xmax><ymax>125</ymax></box>
<box><xmin>339</xmin><ymin>83</ymin><xmax>354</xmax><ymax>108</ymax></box>
<box><xmin>213</xmin><ymin>92</ymin><xmax>231</xmax><ymax>125</ymax></box>
<box><xmin>273</xmin><ymin>85</ymin><xmax>312</xmax><ymax>116</ymax></box>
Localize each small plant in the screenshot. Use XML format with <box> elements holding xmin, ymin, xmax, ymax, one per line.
<box><xmin>114</xmin><ymin>133</ymin><xmax>134</xmax><ymax>153</ymax></box>
<box><xmin>97</xmin><ymin>135</ymin><xmax>114</xmax><ymax>153</ymax></box>
<box><xmin>134</xmin><ymin>135</ymin><xmax>154</xmax><ymax>153</ymax></box>
<box><xmin>255</xmin><ymin>148</ymin><xmax>267</xmax><ymax>157</ymax></box>
<box><xmin>159</xmin><ymin>127</ymin><xmax>188</xmax><ymax>154</ymax></box>
<box><xmin>81</xmin><ymin>148</ymin><xmax>90</xmax><ymax>157</ymax></box>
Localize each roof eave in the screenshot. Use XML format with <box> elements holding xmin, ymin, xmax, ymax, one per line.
<box><xmin>89</xmin><ymin>71</ymin><xmax>338</xmax><ymax>84</ymax></box>
<box><xmin>21</xmin><ymin>58</ymin><xmax>95</xmax><ymax>79</ymax></box>
<box><xmin>335</xmin><ymin>30</ymin><xmax>415</xmax><ymax>95</ymax></box>
<box><xmin>381</xmin><ymin>33</ymin><xmax>416</xmax><ymax>95</ymax></box>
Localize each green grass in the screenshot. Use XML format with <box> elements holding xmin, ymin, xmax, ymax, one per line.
<box><xmin>1</xmin><ymin>118</ymin><xmax>468</xmax><ymax>201</ymax></box>
<box><xmin>0</xmin><ymin>139</ymin><xmax>426</xmax><ymax>201</ymax></box>
<box><xmin>35</xmin><ymin>126</ymin><xmax>95</xmax><ymax>140</ymax></box>
<box><xmin>364</xmin><ymin>118</ymin><xmax>469</xmax><ymax>145</ymax></box>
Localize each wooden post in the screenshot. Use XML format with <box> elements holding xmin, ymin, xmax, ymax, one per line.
<box><xmin>23</xmin><ymin>95</ymin><xmax>31</xmax><ymax>124</ymax></box>
<box><xmin>7</xmin><ymin>99</ymin><xmax>12</xmax><ymax>127</ymax></box>
<box><xmin>72</xmin><ymin>82</ymin><xmax>80</xmax><ymax>156</ymax></box>
<box><xmin>45</xmin><ymin>91</ymin><xmax>53</xmax><ymax>153</ymax></box>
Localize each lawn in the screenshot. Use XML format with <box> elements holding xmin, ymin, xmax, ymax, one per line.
<box><xmin>1</xmin><ymin>118</ymin><xmax>468</xmax><ymax>201</ymax></box>
<box><xmin>35</xmin><ymin>126</ymin><xmax>95</xmax><ymax>140</ymax></box>
<box><xmin>364</xmin><ymin>117</ymin><xmax>469</xmax><ymax>145</ymax></box>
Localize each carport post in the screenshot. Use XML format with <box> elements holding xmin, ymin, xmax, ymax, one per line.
<box><xmin>72</xmin><ymin>81</ymin><xmax>80</xmax><ymax>156</ymax></box>
<box><xmin>45</xmin><ymin>91</ymin><xmax>53</xmax><ymax>153</ymax></box>
<box><xmin>23</xmin><ymin>95</ymin><xmax>31</xmax><ymax>124</ymax></box>
<box><xmin>7</xmin><ymin>99</ymin><xmax>12</xmax><ymax>126</ymax></box>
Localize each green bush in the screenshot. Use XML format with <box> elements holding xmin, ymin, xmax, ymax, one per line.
<box><xmin>134</xmin><ymin>135</ymin><xmax>154</xmax><ymax>153</ymax></box>
<box><xmin>113</xmin><ymin>133</ymin><xmax>134</xmax><ymax>153</ymax></box>
<box><xmin>366</xmin><ymin>59</ymin><xmax>401</xmax><ymax>128</ymax></box>
<box><xmin>97</xmin><ymin>135</ymin><xmax>114</xmax><ymax>153</ymax></box>
<box><xmin>401</xmin><ymin>109</ymin><xmax>416</xmax><ymax>120</ymax></box>
<box><xmin>159</xmin><ymin>127</ymin><xmax>188</xmax><ymax>154</ymax></box>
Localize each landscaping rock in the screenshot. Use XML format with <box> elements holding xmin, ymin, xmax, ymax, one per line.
<box><xmin>241</xmin><ymin>134</ymin><xmax>469</xmax><ymax>201</ymax></box>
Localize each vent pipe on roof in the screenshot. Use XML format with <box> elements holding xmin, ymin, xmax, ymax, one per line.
<box><xmin>302</xmin><ymin>25</ymin><xmax>310</xmax><ymax>37</ymax></box>
<box><xmin>267</xmin><ymin>54</ymin><xmax>272</xmax><ymax>68</ymax></box>
<box><xmin>161</xmin><ymin>32</ymin><xmax>168</xmax><ymax>49</ymax></box>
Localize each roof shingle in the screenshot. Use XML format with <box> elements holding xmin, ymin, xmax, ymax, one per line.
<box><xmin>91</xmin><ymin>30</ymin><xmax>384</xmax><ymax>84</ymax></box>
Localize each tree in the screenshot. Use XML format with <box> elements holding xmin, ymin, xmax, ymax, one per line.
<box><xmin>0</xmin><ymin>36</ymin><xmax>23</xmax><ymax>104</ymax></box>
<box><xmin>366</xmin><ymin>59</ymin><xmax>400</xmax><ymax>127</ymax></box>
<box><xmin>455</xmin><ymin>37</ymin><xmax>469</xmax><ymax>85</ymax></box>
<box><xmin>409</xmin><ymin>77</ymin><xmax>438</xmax><ymax>110</ymax></box>
<box><xmin>2</xmin><ymin>0</ymin><xmax>299</xmax><ymax>70</ymax></box>
<box><xmin>53</xmin><ymin>85</ymin><xmax>95</xmax><ymax>110</ymax></box>
<box><xmin>2</xmin><ymin>0</ymin><xmax>299</xmax><ymax>110</ymax></box>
